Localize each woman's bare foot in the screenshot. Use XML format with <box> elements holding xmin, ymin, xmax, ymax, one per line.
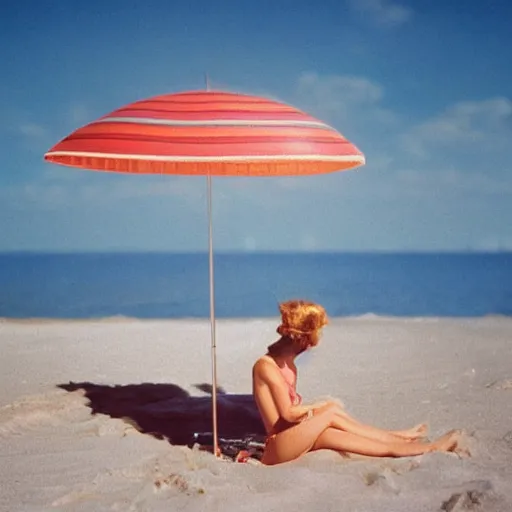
<box><xmin>431</xmin><ymin>429</ymin><xmax>462</xmax><ymax>452</ymax></box>
<box><xmin>393</xmin><ymin>423</ymin><xmax>429</xmax><ymax>441</ymax></box>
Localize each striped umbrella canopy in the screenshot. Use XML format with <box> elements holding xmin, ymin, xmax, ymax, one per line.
<box><xmin>44</xmin><ymin>89</ymin><xmax>365</xmax><ymax>456</ymax></box>
<box><xmin>45</xmin><ymin>90</ymin><xmax>364</xmax><ymax>175</ymax></box>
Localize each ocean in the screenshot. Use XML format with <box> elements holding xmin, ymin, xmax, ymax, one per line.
<box><xmin>0</xmin><ymin>252</ymin><xmax>511</xmax><ymax>319</ymax></box>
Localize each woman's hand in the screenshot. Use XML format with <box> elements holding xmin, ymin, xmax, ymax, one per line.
<box><xmin>305</xmin><ymin>400</ymin><xmax>345</xmax><ymax>419</ymax></box>
<box><xmin>308</xmin><ymin>400</ymin><xmax>336</xmax><ymax>411</ymax></box>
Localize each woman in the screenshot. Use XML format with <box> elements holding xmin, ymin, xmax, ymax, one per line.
<box><xmin>252</xmin><ymin>299</ymin><xmax>462</xmax><ymax>466</ymax></box>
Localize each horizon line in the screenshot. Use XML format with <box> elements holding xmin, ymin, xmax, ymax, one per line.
<box><xmin>1</xmin><ymin>249</ymin><xmax>511</xmax><ymax>256</ymax></box>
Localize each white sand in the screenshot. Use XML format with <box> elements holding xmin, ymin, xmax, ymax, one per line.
<box><xmin>1</xmin><ymin>316</ymin><xmax>512</xmax><ymax>511</ymax></box>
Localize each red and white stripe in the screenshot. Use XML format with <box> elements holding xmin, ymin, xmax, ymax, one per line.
<box><xmin>45</xmin><ymin>90</ymin><xmax>365</xmax><ymax>176</ymax></box>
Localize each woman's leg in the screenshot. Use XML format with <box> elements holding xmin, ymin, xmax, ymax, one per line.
<box><xmin>262</xmin><ymin>407</ymin><xmax>340</xmax><ymax>465</ymax></box>
<box><xmin>262</xmin><ymin>405</ymin><xmax>459</xmax><ymax>465</ymax></box>
<box><xmin>332</xmin><ymin>408</ymin><xmax>427</xmax><ymax>443</ymax></box>
<box><xmin>327</xmin><ymin>402</ymin><xmax>427</xmax><ymax>441</ymax></box>
<box><xmin>311</xmin><ymin>428</ymin><xmax>459</xmax><ymax>458</ymax></box>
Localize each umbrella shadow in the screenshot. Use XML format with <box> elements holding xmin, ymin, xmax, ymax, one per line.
<box><xmin>57</xmin><ymin>381</ymin><xmax>265</xmax><ymax>446</ymax></box>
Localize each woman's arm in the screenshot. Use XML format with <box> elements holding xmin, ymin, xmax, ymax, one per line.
<box><xmin>255</xmin><ymin>359</ymin><xmax>315</xmax><ymax>423</ymax></box>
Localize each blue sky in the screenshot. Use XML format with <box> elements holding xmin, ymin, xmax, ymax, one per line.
<box><xmin>1</xmin><ymin>0</ymin><xmax>511</xmax><ymax>252</ymax></box>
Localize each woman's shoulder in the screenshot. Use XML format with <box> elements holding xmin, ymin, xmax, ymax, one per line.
<box><xmin>253</xmin><ymin>355</ymin><xmax>272</xmax><ymax>369</ymax></box>
<box><xmin>253</xmin><ymin>355</ymin><xmax>278</xmax><ymax>378</ymax></box>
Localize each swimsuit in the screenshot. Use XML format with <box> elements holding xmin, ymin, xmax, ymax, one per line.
<box><xmin>279</xmin><ymin>364</ymin><xmax>302</xmax><ymax>406</ymax></box>
<box><xmin>264</xmin><ymin>363</ymin><xmax>303</xmax><ymax>447</ymax></box>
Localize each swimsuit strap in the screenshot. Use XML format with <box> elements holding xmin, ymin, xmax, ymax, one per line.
<box><xmin>279</xmin><ymin>365</ymin><xmax>302</xmax><ymax>406</ymax></box>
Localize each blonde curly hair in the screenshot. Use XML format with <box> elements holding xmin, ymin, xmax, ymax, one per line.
<box><xmin>268</xmin><ymin>299</ymin><xmax>329</xmax><ymax>355</ymax></box>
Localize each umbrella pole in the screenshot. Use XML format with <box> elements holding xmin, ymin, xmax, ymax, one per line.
<box><xmin>207</xmin><ymin>172</ymin><xmax>219</xmax><ymax>457</ymax></box>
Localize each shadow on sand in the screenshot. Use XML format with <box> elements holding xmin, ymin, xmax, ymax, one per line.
<box><xmin>57</xmin><ymin>381</ymin><xmax>265</xmax><ymax>447</ymax></box>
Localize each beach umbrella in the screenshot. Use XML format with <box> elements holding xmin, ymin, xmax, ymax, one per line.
<box><xmin>44</xmin><ymin>88</ymin><xmax>365</xmax><ymax>456</ymax></box>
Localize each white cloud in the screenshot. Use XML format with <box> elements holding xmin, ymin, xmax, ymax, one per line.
<box><xmin>347</xmin><ymin>0</ymin><xmax>413</xmax><ymax>27</ymax></box>
<box><xmin>243</xmin><ymin>236</ymin><xmax>257</xmax><ymax>251</ymax></box>
<box><xmin>292</xmin><ymin>71</ymin><xmax>401</xmax><ymax>174</ymax></box>
<box><xmin>394</xmin><ymin>168</ymin><xmax>512</xmax><ymax>196</ymax></box>
<box><xmin>297</xmin><ymin>72</ymin><xmax>383</xmax><ymax>107</ymax></box>
<box><xmin>0</xmin><ymin>183</ymin><xmax>68</xmax><ymax>212</ymax></box>
<box><xmin>300</xmin><ymin>234</ymin><xmax>317</xmax><ymax>250</ymax></box>
<box><xmin>291</xmin><ymin>72</ymin><xmax>512</xmax><ymax>202</ymax></box>
<box><xmin>0</xmin><ymin>175</ymin><xmax>205</xmax><ymax>212</ymax></box>
<box><xmin>474</xmin><ymin>235</ymin><xmax>512</xmax><ymax>251</ymax></box>
<box><xmin>14</xmin><ymin>101</ymin><xmax>97</xmax><ymax>154</ymax></box>
<box><xmin>294</xmin><ymin>71</ymin><xmax>397</xmax><ymax>133</ymax></box>
<box><xmin>15</xmin><ymin>121</ymin><xmax>54</xmax><ymax>154</ymax></box>
<box><xmin>403</xmin><ymin>97</ymin><xmax>512</xmax><ymax>157</ymax></box>
<box><xmin>18</xmin><ymin>122</ymin><xmax>48</xmax><ymax>140</ymax></box>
